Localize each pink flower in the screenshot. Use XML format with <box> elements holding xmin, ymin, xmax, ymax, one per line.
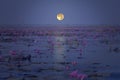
<box><xmin>9</xmin><ymin>50</ymin><xmax>16</xmax><ymax>55</ymax></box>
<box><xmin>71</xmin><ymin>61</ymin><xmax>77</xmax><ymax>65</ymax></box>
<box><xmin>69</xmin><ymin>70</ymin><xmax>87</xmax><ymax>80</ymax></box>
<box><xmin>69</xmin><ymin>70</ymin><xmax>78</xmax><ymax>78</ymax></box>
<box><xmin>34</xmin><ymin>49</ymin><xmax>40</xmax><ymax>54</ymax></box>
<box><xmin>65</xmin><ymin>66</ymin><xmax>70</xmax><ymax>70</ymax></box>
<box><xmin>77</xmin><ymin>74</ymin><xmax>87</xmax><ymax>80</ymax></box>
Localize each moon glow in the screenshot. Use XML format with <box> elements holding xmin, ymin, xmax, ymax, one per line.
<box><xmin>57</xmin><ymin>13</ymin><xmax>64</xmax><ymax>21</ymax></box>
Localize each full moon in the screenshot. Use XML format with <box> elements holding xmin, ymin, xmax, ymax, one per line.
<box><xmin>57</xmin><ymin>13</ymin><xmax>64</xmax><ymax>21</ymax></box>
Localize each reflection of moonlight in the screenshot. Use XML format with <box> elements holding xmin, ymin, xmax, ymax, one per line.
<box><xmin>57</xmin><ymin>13</ymin><xmax>64</xmax><ymax>21</ymax></box>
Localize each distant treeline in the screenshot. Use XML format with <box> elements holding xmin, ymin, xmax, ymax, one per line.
<box><xmin>0</xmin><ymin>26</ymin><xmax>120</xmax><ymax>37</ymax></box>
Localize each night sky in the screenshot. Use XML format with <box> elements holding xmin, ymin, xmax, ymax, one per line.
<box><xmin>0</xmin><ymin>0</ymin><xmax>120</xmax><ymax>25</ymax></box>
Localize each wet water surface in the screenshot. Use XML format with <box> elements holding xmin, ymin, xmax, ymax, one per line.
<box><xmin>0</xmin><ymin>26</ymin><xmax>120</xmax><ymax>80</ymax></box>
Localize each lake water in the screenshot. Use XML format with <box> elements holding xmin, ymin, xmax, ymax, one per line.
<box><xmin>0</xmin><ymin>26</ymin><xmax>120</xmax><ymax>80</ymax></box>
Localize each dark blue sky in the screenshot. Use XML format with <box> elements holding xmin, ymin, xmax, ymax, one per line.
<box><xmin>0</xmin><ymin>0</ymin><xmax>120</xmax><ymax>25</ymax></box>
